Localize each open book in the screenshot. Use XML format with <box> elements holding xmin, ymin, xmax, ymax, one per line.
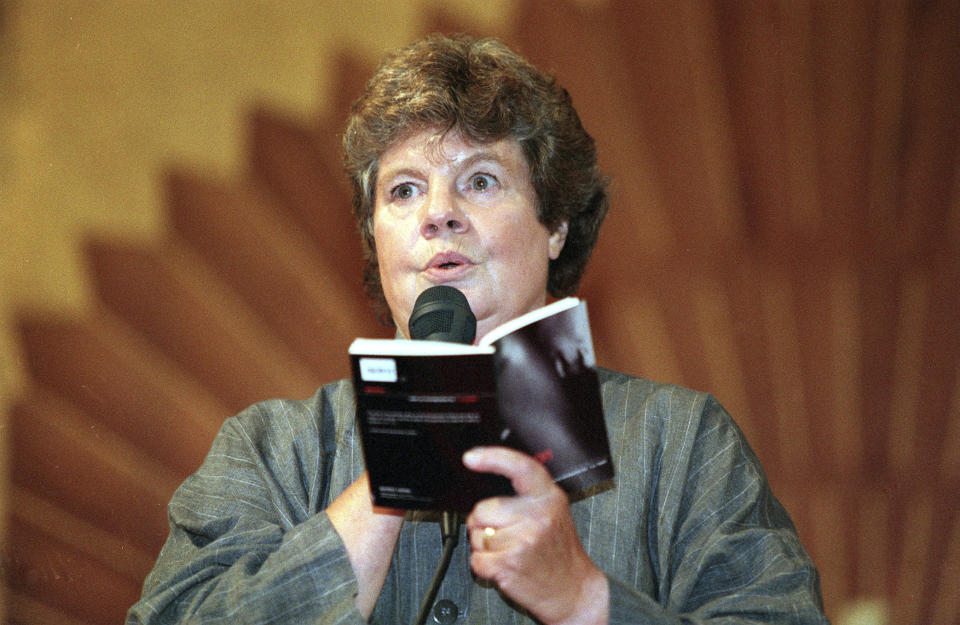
<box><xmin>349</xmin><ymin>297</ymin><xmax>613</xmax><ymax>512</ymax></box>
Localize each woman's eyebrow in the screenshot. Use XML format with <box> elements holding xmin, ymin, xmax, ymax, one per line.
<box><xmin>376</xmin><ymin>167</ymin><xmax>426</xmax><ymax>195</ymax></box>
<box><xmin>458</xmin><ymin>150</ymin><xmax>505</xmax><ymax>170</ymax></box>
<box><xmin>379</xmin><ymin>167</ymin><xmax>424</xmax><ymax>182</ymax></box>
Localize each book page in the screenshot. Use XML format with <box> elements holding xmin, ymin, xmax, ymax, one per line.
<box><xmin>349</xmin><ymin>337</ymin><xmax>494</xmax><ymax>356</ymax></box>
<box><xmin>479</xmin><ymin>297</ymin><xmax>581</xmax><ymax>347</ymax></box>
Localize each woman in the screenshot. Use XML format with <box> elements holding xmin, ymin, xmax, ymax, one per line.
<box><xmin>128</xmin><ymin>35</ymin><xmax>827</xmax><ymax>624</ymax></box>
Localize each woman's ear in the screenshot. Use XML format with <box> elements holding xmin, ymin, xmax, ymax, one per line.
<box><xmin>548</xmin><ymin>221</ymin><xmax>568</xmax><ymax>260</ymax></box>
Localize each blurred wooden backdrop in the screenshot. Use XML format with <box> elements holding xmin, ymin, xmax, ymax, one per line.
<box><xmin>3</xmin><ymin>1</ymin><xmax>958</xmax><ymax>623</ymax></box>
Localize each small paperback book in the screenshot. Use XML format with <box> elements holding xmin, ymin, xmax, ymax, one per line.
<box><xmin>349</xmin><ymin>297</ymin><xmax>613</xmax><ymax>512</ymax></box>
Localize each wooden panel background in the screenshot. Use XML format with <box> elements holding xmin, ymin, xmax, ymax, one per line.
<box><xmin>4</xmin><ymin>1</ymin><xmax>958</xmax><ymax>622</ymax></box>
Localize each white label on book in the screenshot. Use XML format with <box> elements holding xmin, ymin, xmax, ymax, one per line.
<box><xmin>359</xmin><ymin>357</ymin><xmax>398</xmax><ymax>383</ymax></box>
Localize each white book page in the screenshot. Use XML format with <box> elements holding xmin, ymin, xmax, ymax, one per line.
<box><xmin>479</xmin><ymin>297</ymin><xmax>581</xmax><ymax>346</ymax></box>
<box><xmin>349</xmin><ymin>297</ymin><xmax>581</xmax><ymax>355</ymax></box>
<box><xmin>349</xmin><ymin>337</ymin><xmax>494</xmax><ymax>356</ymax></box>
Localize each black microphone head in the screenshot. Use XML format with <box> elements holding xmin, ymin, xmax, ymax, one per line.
<box><xmin>408</xmin><ymin>285</ymin><xmax>477</xmax><ymax>344</ymax></box>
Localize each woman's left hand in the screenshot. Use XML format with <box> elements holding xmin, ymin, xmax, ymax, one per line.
<box><xmin>463</xmin><ymin>447</ymin><xmax>609</xmax><ymax>625</ymax></box>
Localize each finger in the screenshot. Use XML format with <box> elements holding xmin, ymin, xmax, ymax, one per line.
<box><xmin>469</xmin><ymin>546</ymin><xmax>499</xmax><ymax>583</ymax></box>
<box><xmin>469</xmin><ymin>525</ymin><xmax>503</xmax><ymax>552</ymax></box>
<box><xmin>465</xmin><ymin>490</ymin><xmax>539</xmax><ymax>535</ymax></box>
<box><xmin>462</xmin><ymin>446</ymin><xmax>554</xmax><ymax>496</ymax></box>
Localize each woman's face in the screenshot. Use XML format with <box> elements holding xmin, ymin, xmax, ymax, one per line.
<box><xmin>373</xmin><ymin>128</ymin><xmax>567</xmax><ymax>342</ymax></box>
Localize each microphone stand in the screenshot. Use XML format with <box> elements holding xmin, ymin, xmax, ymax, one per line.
<box><xmin>407</xmin><ymin>286</ymin><xmax>474</xmax><ymax>625</ymax></box>
<box><xmin>413</xmin><ymin>512</ymin><xmax>461</xmax><ymax>625</ymax></box>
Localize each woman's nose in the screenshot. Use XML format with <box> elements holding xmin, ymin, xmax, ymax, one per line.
<box><xmin>419</xmin><ymin>188</ymin><xmax>470</xmax><ymax>238</ymax></box>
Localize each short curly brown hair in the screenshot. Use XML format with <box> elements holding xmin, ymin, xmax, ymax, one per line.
<box><xmin>343</xmin><ymin>34</ymin><xmax>609</xmax><ymax>323</ymax></box>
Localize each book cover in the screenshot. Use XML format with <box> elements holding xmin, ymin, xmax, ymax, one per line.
<box><xmin>349</xmin><ymin>298</ymin><xmax>613</xmax><ymax>512</ymax></box>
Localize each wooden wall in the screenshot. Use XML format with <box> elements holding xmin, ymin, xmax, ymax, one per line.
<box><xmin>4</xmin><ymin>1</ymin><xmax>958</xmax><ymax>622</ymax></box>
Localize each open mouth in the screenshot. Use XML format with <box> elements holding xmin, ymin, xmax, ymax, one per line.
<box><xmin>426</xmin><ymin>251</ymin><xmax>473</xmax><ymax>273</ymax></box>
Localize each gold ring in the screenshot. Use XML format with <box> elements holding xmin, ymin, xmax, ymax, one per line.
<box><xmin>482</xmin><ymin>526</ymin><xmax>496</xmax><ymax>550</ymax></box>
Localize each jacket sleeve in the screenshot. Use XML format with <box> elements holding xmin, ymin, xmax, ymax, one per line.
<box><xmin>601</xmin><ymin>388</ymin><xmax>828</xmax><ymax>624</ymax></box>
<box><xmin>126</xmin><ymin>393</ymin><xmax>368</xmax><ymax>625</ymax></box>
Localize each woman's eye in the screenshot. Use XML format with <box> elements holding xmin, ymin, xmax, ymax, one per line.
<box><xmin>392</xmin><ymin>183</ymin><xmax>416</xmax><ymax>200</ymax></box>
<box><xmin>470</xmin><ymin>174</ymin><xmax>496</xmax><ymax>192</ymax></box>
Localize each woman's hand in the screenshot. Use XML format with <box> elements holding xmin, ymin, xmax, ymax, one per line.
<box><xmin>327</xmin><ymin>473</ymin><xmax>404</xmax><ymax>618</ymax></box>
<box><xmin>463</xmin><ymin>447</ymin><xmax>609</xmax><ymax>625</ymax></box>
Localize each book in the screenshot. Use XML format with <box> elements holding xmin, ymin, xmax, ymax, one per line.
<box><xmin>349</xmin><ymin>297</ymin><xmax>614</xmax><ymax>512</ymax></box>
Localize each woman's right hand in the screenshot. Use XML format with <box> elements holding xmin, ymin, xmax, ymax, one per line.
<box><xmin>327</xmin><ymin>473</ymin><xmax>404</xmax><ymax>618</ymax></box>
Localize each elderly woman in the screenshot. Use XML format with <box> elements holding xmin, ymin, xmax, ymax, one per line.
<box><xmin>128</xmin><ymin>35</ymin><xmax>827</xmax><ymax>625</ymax></box>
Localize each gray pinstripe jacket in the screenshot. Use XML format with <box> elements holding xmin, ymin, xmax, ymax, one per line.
<box><xmin>127</xmin><ymin>369</ymin><xmax>828</xmax><ymax>624</ymax></box>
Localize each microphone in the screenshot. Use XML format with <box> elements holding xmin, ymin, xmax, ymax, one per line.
<box><xmin>408</xmin><ymin>285</ymin><xmax>474</xmax><ymax>625</ymax></box>
<box><xmin>408</xmin><ymin>285</ymin><xmax>476</xmax><ymax>344</ymax></box>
